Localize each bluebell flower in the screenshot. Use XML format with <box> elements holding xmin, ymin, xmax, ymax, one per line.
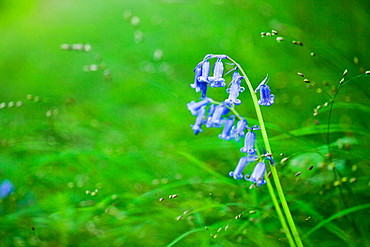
<box><xmin>225</xmin><ymin>71</ymin><xmax>245</xmax><ymax>105</ymax></box>
<box><xmin>199</xmin><ymin>83</ymin><xmax>208</xmax><ymax>99</ymax></box>
<box><xmin>255</xmin><ymin>75</ymin><xmax>274</xmax><ymax>106</ymax></box>
<box><xmin>191</xmin><ymin>60</ymin><xmax>210</xmax><ymax>98</ymax></box>
<box><xmin>187</xmin><ymin>98</ymin><xmax>211</xmax><ymax>116</ymax></box>
<box><xmin>0</xmin><ymin>179</ymin><xmax>14</xmax><ymax>199</ymax></box>
<box><xmin>218</xmin><ymin>116</ymin><xmax>235</xmax><ymax>140</ymax></box>
<box><xmin>240</xmin><ymin>127</ymin><xmax>258</xmax><ymax>154</ymax></box>
<box><xmin>245</xmin><ymin>162</ymin><xmax>266</xmax><ymax>186</ymax></box>
<box><xmin>208</xmin><ymin>58</ymin><xmax>226</xmax><ymax>88</ymax></box>
<box><xmin>190</xmin><ymin>66</ymin><xmax>202</xmax><ymax>92</ymax></box>
<box><xmin>207</xmin><ymin>104</ymin><xmax>229</xmax><ymax>128</ymax></box>
<box><xmin>229</xmin><ymin>155</ymin><xmax>258</xmax><ymax>179</ymax></box>
<box><xmin>199</xmin><ymin>60</ymin><xmax>211</xmax><ymax>98</ymax></box>
<box><xmin>205</xmin><ymin>104</ymin><xmax>215</xmax><ymax>127</ymax></box>
<box><xmin>231</xmin><ymin>118</ymin><xmax>248</xmax><ymax>142</ymax></box>
<box><xmin>191</xmin><ymin>105</ymin><xmax>206</xmax><ymax>135</ymax></box>
<box><xmin>197</xmin><ymin>60</ymin><xmax>210</xmax><ymax>84</ymax></box>
<box><xmin>258</xmin><ymin>84</ymin><xmax>274</xmax><ymax>106</ymax></box>
<box><xmin>206</xmin><ymin>103</ymin><xmax>216</xmax><ymax>118</ymax></box>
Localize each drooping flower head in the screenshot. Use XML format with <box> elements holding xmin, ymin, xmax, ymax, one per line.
<box><xmin>206</xmin><ymin>104</ymin><xmax>229</xmax><ymax>128</ymax></box>
<box><xmin>187</xmin><ymin>98</ymin><xmax>211</xmax><ymax>116</ymax></box>
<box><xmin>191</xmin><ymin>59</ymin><xmax>211</xmax><ymax>98</ymax></box>
<box><xmin>231</xmin><ymin>118</ymin><xmax>248</xmax><ymax>142</ymax></box>
<box><xmin>205</xmin><ymin>104</ymin><xmax>216</xmax><ymax>126</ymax></box>
<box><xmin>197</xmin><ymin>60</ymin><xmax>210</xmax><ymax>83</ymax></box>
<box><xmin>198</xmin><ymin>60</ymin><xmax>211</xmax><ymax>98</ymax></box>
<box><xmin>225</xmin><ymin>70</ymin><xmax>245</xmax><ymax>105</ymax></box>
<box><xmin>188</xmin><ymin>54</ymin><xmax>275</xmax><ymax>187</ymax></box>
<box><xmin>209</xmin><ymin>58</ymin><xmax>226</xmax><ymax>88</ymax></box>
<box><xmin>255</xmin><ymin>75</ymin><xmax>274</xmax><ymax>106</ymax></box>
<box><xmin>218</xmin><ymin>116</ymin><xmax>235</xmax><ymax>140</ymax></box>
<box><xmin>258</xmin><ymin>84</ymin><xmax>274</xmax><ymax>106</ymax></box>
<box><xmin>191</xmin><ymin>105</ymin><xmax>206</xmax><ymax>135</ymax></box>
<box><xmin>229</xmin><ymin>155</ymin><xmax>257</xmax><ymax>179</ymax></box>
<box><xmin>240</xmin><ymin>125</ymin><xmax>260</xmax><ymax>155</ymax></box>
<box><xmin>190</xmin><ymin>66</ymin><xmax>202</xmax><ymax>93</ymax></box>
<box><xmin>245</xmin><ymin>162</ymin><xmax>266</xmax><ymax>186</ymax></box>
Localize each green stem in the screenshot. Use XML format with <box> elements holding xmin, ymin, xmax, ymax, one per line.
<box><xmin>227</xmin><ymin>57</ymin><xmax>303</xmax><ymax>247</ymax></box>
<box><xmin>265</xmin><ymin>174</ymin><xmax>296</xmax><ymax>247</ymax></box>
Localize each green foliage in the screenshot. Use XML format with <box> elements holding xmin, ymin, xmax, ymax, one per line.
<box><xmin>0</xmin><ymin>0</ymin><xmax>369</xmax><ymax>246</ymax></box>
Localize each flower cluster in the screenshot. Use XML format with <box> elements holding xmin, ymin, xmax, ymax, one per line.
<box><xmin>187</xmin><ymin>54</ymin><xmax>275</xmax><ymax>186</ymax></box>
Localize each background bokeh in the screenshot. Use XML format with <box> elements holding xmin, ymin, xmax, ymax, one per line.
<box><xmin>0</xmin><ymin>0</ymin><xmax>369</xmax><ymax>246</ymax></box>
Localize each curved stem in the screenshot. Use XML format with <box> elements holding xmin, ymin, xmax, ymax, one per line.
<box><xmin>227</xmin><ymin>56</ymin><xmax>303</xmax><ymax>247</ymax></box>
<box><xmin>326</xmin><ymin>74</ymin><xmax>364</xmax><ymax>157</ymax></box>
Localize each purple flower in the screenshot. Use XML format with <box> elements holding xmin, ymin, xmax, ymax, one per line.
<box><xmin>245</xmin><ymin>162</ymin><xmax>266</xmax><ymax>186</ymax></box>
<box><xmin>218</xmin><ymin>116</ymin><xmax>235</xmax><ymax>140</ymax></box>
<box><xmin>197</xmin><ymin>60</ymin><xmax>210</xmax><ymax>84</ymax></box>
<box><xmin>0</xmin><ymin>179</ymin><xmax>14</xmax><ymax>199</ymax></box>
<box><xmin>199</xmin><ymin>82</ymin><xmax>208</xmax><ymax>98</ymax></box>
<box><xmin>231</xmin><ymin>118</ymin><xmax>248</xmax><ymax>142</ymax></box>
<box><xmin>225</xmin><ymin>71</ymin><xmax>245</xmax><ymax>105</ymax></box>
<box><xmin>255</xmin><ymin>75</ymin><xmax>274</xmax><ymax>106</ymax></box>
<box><xmin>229</xmin><ymin>155</ymin><xmax>257</xmax><ymax>179</ymax></box>
<box><xmin>206</xmin><ymin>103</ymin><xmax>216</xmax><ymax>119</ymax></box>
<box><xmin>191</xmin><ymin>105</ymin><xmax>206</xmax><ymax>135</ymax></box>
<box><xmin>187</xmin><ymin>98</ymin><xmax>211</xmax><ymax>116</ymax></box>
<box><xmin>258</xmin><ymin>84</ymin><xmax>274</xmax><ymax>106</ymax></box>
<box><xmin>190</xmin><ymin>66</ymin><xmax>202</xmax><ymax>92</ymax></box>
<box><xmin>240</xmin><ymin>128</ymin><xmax>258</xmax><ymax>154</ymax></box>
<box><xmin>191</xmin><ymin>60</ymin><xmax>210</xmax><ymax>98</ymax></box>
<box><xmin>206</xmin><ymin>104</ymin><xmax>229</xmax><ymax>128</ymax></box>
<box><xmin>199</xmin><ymin>61</ymin><xmax>211</xmax><ymax>98</ymax></box>
<box><xmin>208</xmin><ymin>58</ymin><xmax>226</xmax><ymax>88</ymax></box>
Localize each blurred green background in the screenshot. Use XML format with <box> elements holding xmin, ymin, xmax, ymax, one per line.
<box><xmin>0</xmin><ymin>0</ymin><xmax>369</xmax><ymax>246</ymax></box>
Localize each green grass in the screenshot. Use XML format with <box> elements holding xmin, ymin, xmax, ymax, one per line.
<box><xmin>0</xmin><ymin>0</ymin><xmax>369</xmax><ymax>246</ymax></box>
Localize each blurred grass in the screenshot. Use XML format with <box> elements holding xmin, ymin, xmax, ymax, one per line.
<box><xmin>0</xmin><ymin>0</ymin><xmax>369</xmax><ymax>246</ymax></box>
